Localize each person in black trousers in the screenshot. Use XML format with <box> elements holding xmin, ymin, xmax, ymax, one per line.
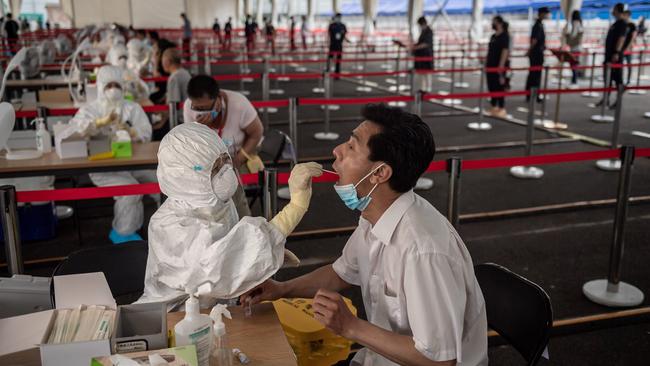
<box><xmin>411</xmin><ymin>16</ymin><xmax>434</xmax><ymax>92</ymax></box>
<box><xmin>525</xmin><ymin>7</ymin><xmax>550</xmax><ymax>102</ymax></box>
<box><xmin>598</xmin><ymin>3</ymin><xmax>628</xmax><ymax>109</ymax></box>
<box><xmin>327</xmin><ymin>13</ymin><xmax>348</xmax><ymax>75</ymax></box>
<box><xmin>485</xmin><ymin>16</ymin><xmax>511</xmax><ymax>118</ymax></box>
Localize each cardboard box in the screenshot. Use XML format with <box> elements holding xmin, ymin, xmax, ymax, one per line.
<box><xmin>52</xmin><ymin>123</ymin><xmax>87</xmax><ymax>159</ymax></box>
<box><xmin>88</xmin><ymin>135</ymin><xmax>112</xmax><ymax>156</ymax></box>
<box><xmin>91</xmin><ymin>345</ymin><xmax>198</xmax><ymax>366</ymax></box>
<box><xmin>113</xmin><ymin>302</ymin><xmax>167</xmax><ymax>354</ymax></box>
<box><xmin>0</xmin><ymin>272</ymin><xmax>117</xmax><ymax>366</ymax></box>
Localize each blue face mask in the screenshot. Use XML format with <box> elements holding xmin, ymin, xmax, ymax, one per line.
<box><xmin>333</xmin><ymin>163</ymin><xmax>385</xmax><ymax>211</ymax></box>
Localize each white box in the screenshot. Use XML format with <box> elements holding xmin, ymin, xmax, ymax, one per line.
<box><xmin>52</xmin><ymin>123</ymin><xmax>87</xmax><ymax>159</ymax></box>
<box><xmin>0</xmin><ymin>272</ymin><xmax>117</xmax><ymax>366</ymax></box>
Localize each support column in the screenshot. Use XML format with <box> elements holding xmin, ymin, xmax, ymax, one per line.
<box><xmin>469</xmin><ymin>0</ymin><xmax>483</xmax><ymax>44</ymax></box>
<box><xmin>408</xmin><ymin>0</ymin><xmax>424</xmax><ymax>40</ymax></box>
<box><xmin>256</xmin><ymin>0</ymin><xmax>265</xmax><ymax>27</ymax></box>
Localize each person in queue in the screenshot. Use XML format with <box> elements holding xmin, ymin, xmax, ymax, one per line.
<box><xmin>224</xmin><ymin>17</ymin><xmax>233</xmax><ymax>50</ymax></box>
<box><xmin>212</xmin><ymin>18</ymin><xmax>222</xmax><ymax>45</ymax></box>
<box><xmin>183</xmin><ymin>75</ymin><xmax>264</xmax><ymax>218</ymax></box>
<box><xmin>149</xmin><ymin>36</ymin><xmax>177</xmax><ymax>106</ymax></box>
<box><xmin>622</xmin><ymin>9</ymin><xmax>637</xmax><ymax>86</ymax></box>
<box><xmin>241</xmin><ymin>104</ymin><xmax>488</xmax><ymax>366</ymax></box>
<box><xmin>180</xmin><ymin>12</ymin><xmax>192</xmax><ymax>59</ymax></box>
<box><xmin>564</xmin><ymin>10</ymin><xmax>583</xmax><ymax>87</ymax></box>
<box><xmin>485</xmin><ymin>15</ymin><xmax>511</xmax><ymax>118</ymax></box>
<box><xmin>139</xmin><ymin>122</ymin><xmax>322</xmax><ymax>307</ymax></box>
<box><xmin>411</xmin><ymin>16</ymin><xmax>434</xmax><ymax>92</ymax></box>
<box><xmin>525</xmin><ymin>7</ymin><xmax>549</xmax><ymax>102</ymax></box>
<box><xmin>60</xmin><ymin>66</ymin><xmax>157</xmax><ymax>244</ymax></box>
<box><xmin>264</xmin><ymin>17</ymin><xmax>276</xmax><ymax>55</ymax></box>
<box><xmin>328</xmin><ymin>13</ymin><xmax>348</xmax><ymax>75</ymax></box>
<box><xmin>597</xmin><ymin>3</ymin><xmax>628</xmax><ymax>109</ymax></box>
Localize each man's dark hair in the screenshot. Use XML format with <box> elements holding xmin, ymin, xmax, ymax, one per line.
<box><xmin>538</xmin><ymin>7</ymin><xmax>550</xmax><ymax>15</ymax></box>
<box><xmin>136</xmin><ymin>29</ymin><xmax>147</xmax><ymax>37</ymax></box>
<box><xmin>7</xmin><ymin>13</ymin><xmax>12</xmax><ymax>18</ymax></box>
<box><xmin>362</xmin><ymin>104</ymin><xmax>435</xmax><ymax>193</ymax></box>
<box><xmin>187</xmin><ymin>75</ymin><xmax>220</xmax><ymax>99</ymax></box>
<box><xmin>335</xmin><ymin>13</ymin><xmax>342</xmax><ymax>18</ymax></box>
<box><xmin>417</xmin><ymin>16</ymin><xmax>427</xmax><ymax>26</ymax></box>
<box><xmin>148</xmin><ymin>30</ymin><xmax>160</xmax><ymax>41</ymax></box>
<box><xmin>613</xmin><ymin>3</ymin><xmax>625</xmax><ymax>14</ymax></box>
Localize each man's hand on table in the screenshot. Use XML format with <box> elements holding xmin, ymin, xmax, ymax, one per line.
<box><xmin>240</xmin><ymin>279</ymin><xmax>287</xmax><ymax>306</ymax></box>
<box><xmin>313</xmin><ymin>289</ymin><xmax>360</xmax><ymax>340</ymax></box>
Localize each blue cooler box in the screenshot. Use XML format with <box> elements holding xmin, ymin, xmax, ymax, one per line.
<box><xmin>1</xmin><ymin>202</ymin><xmax>57</xmax><ymax>243</ymax></box>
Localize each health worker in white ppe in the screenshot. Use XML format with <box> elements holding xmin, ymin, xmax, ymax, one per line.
<box><xmin>139</xmin><ymin>122</ymin><xmax>322</xmax><ymax>308</ymax></box>
<box><xmin>127</xmin><ymin>38</ymin><xmax>150</xmax><ymax>76</ymax></box>
<box><xmin>106</xmin><ymin>44</ymin><xmax>150</xmax><ymax>103</ymax></box>
<box><xmin>61</xmin><ymin>65</ymin><xmax>157</xmax><ymax>244</ymax></box>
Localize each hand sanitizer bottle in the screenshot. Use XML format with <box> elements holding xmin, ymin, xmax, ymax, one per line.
<box><xmin>174</xmin><ymin>287</ymin><xmax>213</xmax><ymax>366</ymax></box>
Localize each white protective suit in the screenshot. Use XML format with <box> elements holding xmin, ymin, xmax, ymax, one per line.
<box><xmin>62</xmin><ymin>65</ymin><xmax>157</xmax><ymax>237</ymax></box>
<box><xmin>139</xmin><ymin>122</ymin><xmax>318</xmax><ymax>307</ymax></box>
<box><xmin>105</xmin><ymin>44</ymin><xmax>150</xmax><ymax>102</ymax></box>
<box><xmin>126</xmin><ymin>38</ymin><xmax>150</xmax><ymax>76</ymax></box>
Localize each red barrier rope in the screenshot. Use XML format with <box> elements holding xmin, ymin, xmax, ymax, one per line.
<box><xmin>268</xmin><ymin>72</ymin><xmax>322</xmax><ymax>80</ymax></box>
<box><xmin>14</xmin><ymin>148</ymin><xmax>626</xmax><ymax>203</ymax></box>
<box><xmin>300</xmin><ymin>95</ymin><xmax>414</xmax><ymax>106</ymax></box>
<box><xmin>637</xmin><ymin>148</ymin><xmax>650</xmax><ymax>158</ymax></box>
<box><xmin>15</xmin><ymin>110</ymin><xmax>38</xmax><ymax>119</ymax></box>
<box><xmin>251</xmin><ymin>99</ymin><xmax>290</xmax><ymax>109</ymax></box>
<box><xmin>214</xmin><ymin>73</ymin><xmax>262</xmax><ymax>81</ymax></box>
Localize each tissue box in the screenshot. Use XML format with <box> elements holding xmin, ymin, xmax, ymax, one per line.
<box><xmin>90</xmin><ymin>345</ymin><xmax>198</xmax><ymax>366</ymax></box>
<box><xmin>88</xmin><ymin>135</ymin><xmax>112</xmax><ymax>156</ymax></box>
<box><xmin>52</xmin><ymin>123</ymin><xmax>87</xmax><ymax>160</ymax></box>
<box><xmin>113</xmin><ymin>302</ymin><xmax>167</xmax><ymax>354</ymax></box>
<box><xmin>0</xmin><ymin>272</ymin><xmax>117</xmax><ymax>366</ymax></box>
<box><xmin>111</xmin><ymin>141</ymin><xmax>132</xmax><ymax>158</ymax></box>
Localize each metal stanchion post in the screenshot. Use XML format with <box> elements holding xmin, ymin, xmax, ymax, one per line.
<box><xmin>314</xmin><ymin>71</ymin><xmax>339</xmax><ymax>140</ymax></box>
<box><xmin>582</xmin><ymin>52</ymin><xmax>600</xmax><ymax>98</ymax></box>
<box><xmin>1</xmin><ymin>185</ymin><xmax>23</xmax><ymax>275</ymax></box>
<box><xmin>535</xmin><ymin>65</ymin><xmax>552</xmax><ymax>126</ymax></box>
<box><xmin>549</xmin><ymin>62</ymin><xmax>568</xmax><ymax>130</ymax></box>
<box><xmin>591</xmin><ymin>63</ymin><xmax>614</xmax><ymax>123</ymax></box>
<box><xmin>168</xmin><ymin>102</ymin><xmax>178</xmax><ymax>130</ymax></box>
<box><xmin>511</xmin><ymin>88</ymin><xmax>544</xmax><ymax>179</ymax></box>
<box><xmin>455</xmin><ymin>50</ymin><xmax>469</xmax><ymax>88</ymax></box>
<box><xmin>356</xmin><ymin>52</ymin><xmax>372</xmax><ymax>93</ymax></box>
<box><xmin>629</xmin><ymin>50</ymin><xmax>646</xmax><ymax>95</ymax></box>
<box><xmin>288</xmin><ymin>98</ymin><xmax>298</xmax><ymax>157</ymax></box>
<box><xmin>262</xmin><ymin>169</ymin><xmax>279</xmax><ymax>220</ymax></box>
<box><xmin>446</xmin><ymin>157</ymin><xmax>462</xmax><ymax>229</ymax></box>
<box><xmin>583</xmin><ymin>146</ymin><xmax>644</xmax><ymax>307</ymax></box>
<box><xmin>597</xmin><ymin>84</ymin><xmax>625</xmax><ymax>171</ymax></box>
<box><xmin>467</xmin><ymin>65</ymin><xmax>491</xmax><ymax>131</ymax></box>
<box><xmin>444</xmin><ymin>56</ymin><xmax>461</xmax><ymax>105</ymax></box>
<box><xmin>414</xmin><ymin>90</ymin><xmax>423</xmax><ymax>116</ymax></box>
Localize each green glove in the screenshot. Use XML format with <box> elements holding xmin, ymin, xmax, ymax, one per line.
<box><xmin>270</xmin><ymin>162</ymin><xmax>323</xmax><ymax>237</ymax></box>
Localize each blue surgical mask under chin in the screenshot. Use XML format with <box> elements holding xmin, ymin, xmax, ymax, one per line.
<box><xmin>333</xmin><ymin>163</ymin><xmax>385</xmax><ymax>211</ymax></box>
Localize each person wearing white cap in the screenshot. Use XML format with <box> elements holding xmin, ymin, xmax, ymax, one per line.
<box><xmin>139</xmin><ymin>122</ymin><xmax>322</xmax><ymax>308</ymax></box>
<box><xmin>61</xmin><ymin>65</ymin><xmax>157</xmax><ymax>244</ymax></box>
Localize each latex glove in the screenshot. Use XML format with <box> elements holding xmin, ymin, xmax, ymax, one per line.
<box><xmin>95</xmin><ymin>111</ymin><xmax>118</xmax><ymax>128</ymax></box>
<box><xmin>282</xmin><ymin>249</ymin><xmax>300</xmax><ymax>268</ymax></box>
<box><xmin>270</xmin><ymin>162</ymin><xmax>322</xmax><ymax>236</ymax></box>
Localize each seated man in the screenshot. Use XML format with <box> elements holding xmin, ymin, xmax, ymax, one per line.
<box><xmin>242</xmin><ymin>104</ymin><xmax>488</xmax><ymax>366</ymax></box>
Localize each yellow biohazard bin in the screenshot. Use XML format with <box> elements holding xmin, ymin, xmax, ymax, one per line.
<box><xmin>273</xmin><ymin>297</ymin><xmax>357</xmax><ymax>366</ymax></box>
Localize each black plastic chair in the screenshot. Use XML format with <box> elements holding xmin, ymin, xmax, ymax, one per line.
<box><xmin>475</xmin><ymin>263</ymin><xmax>553</xmax><ymax>366</ymax></box>
<box><xmin>50</xmin><ymin>241</ymin><xmax>148</xmax><ymax>306</ymax></box>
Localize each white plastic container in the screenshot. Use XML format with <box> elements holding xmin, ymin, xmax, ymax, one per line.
<box><xmin>174</xmin><ymin>289</ymin><xmax>213</xmax><ymax>366</ymax></box>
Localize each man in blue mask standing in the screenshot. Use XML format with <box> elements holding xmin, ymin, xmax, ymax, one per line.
<box><xmin>241</xmin><ymin>104</ymin><xmax>488</xmax><ymax>366</ymax></box>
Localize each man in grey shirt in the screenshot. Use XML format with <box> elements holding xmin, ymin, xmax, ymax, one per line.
<box><xmin>162</xmin><ymin>48</ymin><xmax>191</xmax><ymax>105</ymax></box>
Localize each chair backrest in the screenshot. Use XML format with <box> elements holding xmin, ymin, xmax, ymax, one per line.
<box><xmin>50</xmin><ymin>241</ymin><xmax>148</xmax><ymax>306</ymax></box>
<box><xmin>475</xmin><ymin>263</ymin><xmax>553</xmax><ymax>366</ymax></box>
<box><xmin>259</xmin><ymin>129</ymin><xmax>286</xmax><ymax>165</ymax></box>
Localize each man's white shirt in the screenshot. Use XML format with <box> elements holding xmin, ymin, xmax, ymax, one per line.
<box><xmin>333</xmin><ymin>190</ymin><xmax>488</xmax><ymax>365</ymax></box>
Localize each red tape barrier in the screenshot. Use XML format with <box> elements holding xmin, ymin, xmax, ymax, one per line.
<box><xmin>300</xmin><ymin>95</ymin><xmax>414</xmax><ymax>106</ymax></box>
<box><xmin>251</xmin><ymin>100</ymin><xmax>290</xmax><ymax>109</ymax></box>
<box><xmin>15</xmin><ymin>149</ymin><xmax>629</xmax><ymax>203</ymax></box>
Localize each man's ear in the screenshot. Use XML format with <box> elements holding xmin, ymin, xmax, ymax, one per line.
<box><xmin>371</xmin><ymin>164</ymin><xmax>392</xmax><ymax>185</ymax></box>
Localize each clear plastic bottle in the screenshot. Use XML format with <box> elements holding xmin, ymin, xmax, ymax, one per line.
<box><xmin>209</xmin><ymin>304</ymin><xmax>232</xmax><ymax>366</ymax></box>
<box><xmin>33</xmin><ymin>118</ymin><xmax>52</xmax><ymax>153</ymax></box>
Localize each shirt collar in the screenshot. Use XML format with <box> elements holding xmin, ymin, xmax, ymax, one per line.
<box><xmin>369</xmin><ymin>190</ymin><xmax>415</xmax><ymax>245</ymax></box>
